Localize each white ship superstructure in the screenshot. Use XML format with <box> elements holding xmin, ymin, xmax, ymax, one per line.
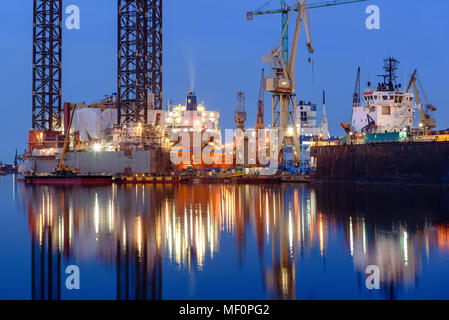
<box><xmin>351</xmin><ymin>58</ymin><xmax>419</xmax><ymax>133</ymax></box>
<box><xmin>295</xmin><ymin>99</ymin><xmax>330</xmax><ymax>166</ymax></box>
<box><xmin>165</xmin><ymin>92</ymin><xmax>220</xmax><ymax>134</ymax></box>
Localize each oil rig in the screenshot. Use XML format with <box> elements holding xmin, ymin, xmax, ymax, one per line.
<box><xmin>23</xmin><ymin>0</ymin><xmax>167</xmax><ymax>176</ymax></box>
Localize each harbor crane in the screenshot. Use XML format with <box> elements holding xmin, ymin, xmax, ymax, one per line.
<box><xmin>262</xmin><ymin>0</ymin><xmax>312</xmax><ymax>161</ymax></box>
<box><xmin>353</xmin><ymin>67</ymin><xmax>361</xmax><ymax>109</ymax></box>
<box><xmin>255</xmin><ymin>69</ymin><xmax>266</xmax><ymax>131</ymax></box>
<box><xmin>247</xmin><ymin>0</ymin><xmax>368</xmax><ymax>63</ymax></box>
<box><xmin>235</xmin><ymin>91</ymin><xmax>247</xmax><ymax>130</ymax></box>
<box><xmin>406</xmin><ymin>69</ymin><xmax>437</xmax><ymax>131</ymax></box>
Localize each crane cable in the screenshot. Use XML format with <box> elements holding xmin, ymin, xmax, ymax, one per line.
<box><xmin>306</xmin><ymin>0</ymin><xmax>314</xmax><ymax>84</ymax></box>
<box><xmin>256</xmin><ymin>0</ymin><xmax>275</xmax><ymax>12</ymax></box>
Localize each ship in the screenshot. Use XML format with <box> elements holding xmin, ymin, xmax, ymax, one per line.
<box><xmin>311</xmin><ymin>57</ymin><xmax>449</xmax><ymax>186</ymax></box>
<box><xmin>165</xmin><ymin>91</ymin><xmax>223</xmax><ymax>170</ymax></box>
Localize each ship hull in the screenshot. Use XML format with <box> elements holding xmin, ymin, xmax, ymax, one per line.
<box><xmin>114</xmin><ymin>177</ymin><xmax>188</xmax><ymax>184</ymax></box>
<box><xmin>25</xmin><ymin>175</ymin><xmax>113</xmax><ymax>186</ymax></box>
<box><xmin>311</xmin><ymin>141</ymin><xmax>449</xmax><ymax>186</ymax></box>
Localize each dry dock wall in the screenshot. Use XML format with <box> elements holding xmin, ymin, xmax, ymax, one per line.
<box><xmin>27</xmin><ymin>150</ymin><xmax>171</xmax><ymax>175</ymax></box>
<box><xmin>311</xmin><ymin>142</ymin><xmax>449</xmax><ymax>184</ymax></box>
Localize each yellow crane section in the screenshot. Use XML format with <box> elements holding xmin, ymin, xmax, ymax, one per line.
<box><xmin>407</xmin><ymin>69</ymin><xmax>436</xmax><ymax>131</ymax></box>
<box><xmin>56</xmin><ymin>104</ymin><xmax>77</xmax><ymax>174</ymax></box>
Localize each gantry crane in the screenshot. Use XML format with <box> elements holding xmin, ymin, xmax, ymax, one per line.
<box><xmin>406</xmin><ymin>69</ymin><xmax>437</xmax><ymax>131</ymax></box>
<box><xmin>247</xmin><ymin>0</ymin><xmax>368</xmax><ymax>64</ymax></box>
<box><xmin>262</xmin><ymin>0</ymin><xmax>312</xmax><ymax>160</ymax></box>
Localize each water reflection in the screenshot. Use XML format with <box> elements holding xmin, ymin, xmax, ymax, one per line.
<box><xmin>17</xmin><ymin>182</ymin><xmax>449</xmax><ymax>300</ymax></box>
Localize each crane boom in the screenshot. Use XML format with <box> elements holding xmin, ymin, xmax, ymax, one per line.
<box><xmin>247</xmin><ymin>0</ymin><xmax>368</xmax><ymax>63</ymax></box>
<box><xmin>249</xmin><ymin>0</ymin><xmax>368</xmax><ymax>16</ymax></box>
<box><xmin>255</xmin><ymin>69</ymin><xmax>265</xmax><ymax>130</ymax></box>
<box><xmin>407</xmin><ymin>69</ymin><xmax>436</xmax><ymax>131</ymax></box>
<box><xmin>57</xmin><ymin>104</ymin><xmax>77</xmax><ymax>173</ymax></box>
<box><xmin>353</xmin><ymin>67</ymin><xmax>361</xmax><ymax>108</ymax></box>
<box><xmin>288</xmin><ymin>0</ymin><xmax>313</xmax><ymax>84</ymax></box>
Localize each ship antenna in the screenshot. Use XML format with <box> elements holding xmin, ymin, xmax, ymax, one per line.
<box><xmin>378</xmin><ymin>57</ymin><xmax>399</xmax><ymax>91</ymax></box>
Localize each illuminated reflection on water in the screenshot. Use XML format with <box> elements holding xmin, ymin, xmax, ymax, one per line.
<box><xmin>1</xmin><ymin>175</ymin><xmax>449</xmax><ymax>299</ymax></box>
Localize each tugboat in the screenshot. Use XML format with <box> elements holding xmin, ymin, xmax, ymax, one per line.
<box><xmin>311</xmin><ymin>57</ymin><xmax>449</xmax><ymax>186</ymax></box>
<box><xmin>349</xmin><ymin>57</ymin><xmax>420</xmax><ymax>135</ymax></box>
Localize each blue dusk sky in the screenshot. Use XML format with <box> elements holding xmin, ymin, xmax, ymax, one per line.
<box><xmin>0</xmin><ymin>0</ymin><xmax>448</xmax><ymax>162</ymax></box>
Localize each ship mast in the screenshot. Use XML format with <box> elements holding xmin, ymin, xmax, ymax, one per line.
<box><xmin>377</xmin><ymin>57</ymin><xmax>399</xmax><ymax>91</ymax></box>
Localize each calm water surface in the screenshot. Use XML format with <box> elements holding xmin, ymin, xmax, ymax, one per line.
<box><xmin>1</xmin><ymin>175</ymin><xmax>449</xmax><ymax>300</ymax></box>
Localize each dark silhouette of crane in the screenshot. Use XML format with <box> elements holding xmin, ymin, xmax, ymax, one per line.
<box><xmin>255</xmin><ymin>69</ymin><xmax>265</xmax><ymax>131</ymax></box>
<box><xmin>353</xmin><ymin>67</ymin><xmax>361</xmax><ymax>108</ymax></box>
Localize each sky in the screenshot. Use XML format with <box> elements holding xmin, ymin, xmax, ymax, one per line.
<box><xmin>0</xmin><ymin>0</ymin><xmax>448</xmax><ymax>163</ymax></box>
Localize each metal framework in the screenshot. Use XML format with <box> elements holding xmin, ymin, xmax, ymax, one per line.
<box><xmin>150</xmin><ymin>0</ymin><xmax>163</xmax><ymax>113</ymax></box>
<box><xmin>118</xmin><ymin>0</ymin><xmax>162</xmax><ymax>125</ymax></box>
<box><xmin>32</xmin><ymin>0</ymin><xmax>63</xmax><ymax>131</ymax></box>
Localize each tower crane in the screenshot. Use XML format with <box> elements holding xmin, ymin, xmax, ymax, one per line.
<box><xmin>262</xmin><ymin>0</ymin><xmax>312</xmax><ymax>161</ymax></box>
<box><xmin>247</xmin><ymin>0</ymin><xmax>368</xmax><ymax>64</ymax></box>
<box><xmin>406</xmin><ymin>69</ymin><xmax>437</xmax><ymax>131</ymax></box>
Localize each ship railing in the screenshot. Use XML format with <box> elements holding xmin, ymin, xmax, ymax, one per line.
<box><xmin>408</xmin><ymin>134</ymin><xmax>449</xmax><ymax>143</ymax></box>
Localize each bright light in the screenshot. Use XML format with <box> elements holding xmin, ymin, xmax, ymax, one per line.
<box><xmin>93</xmin><ymin>143</ymin><xmax>102</xmax><ymax>152</ymax></box>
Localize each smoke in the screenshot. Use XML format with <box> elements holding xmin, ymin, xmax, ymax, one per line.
<box><xmin>188</xmin><ymin>58</ymin><xmax>196</xmax><ymax>92</ymax></box>
<box><xmin>184</xmin><ymin>42</ymin><xmax>196</xmax><ymax>92</ymax></box>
